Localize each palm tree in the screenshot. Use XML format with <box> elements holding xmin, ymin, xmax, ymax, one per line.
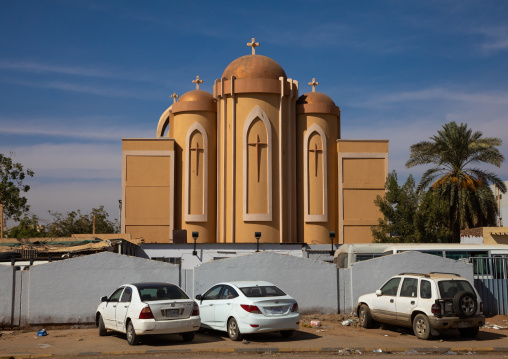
<box><xmin>406</xmin><ymin>121</ymin><xmax>506</xmax><ymax>242</ymax></box>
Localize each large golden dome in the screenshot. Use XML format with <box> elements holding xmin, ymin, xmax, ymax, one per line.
<box><xmin>222</xmin><ymin>55</ymin><xmax>286</xmax><ymax>80</ymax></box>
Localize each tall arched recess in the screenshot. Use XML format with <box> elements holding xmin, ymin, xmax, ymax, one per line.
<box><xmin>184</xmin><ymin>122</ymin><xmax>208</xmax><ymax>222</ymax></box>
<box><xmin>243</xmin><ymin>105</ymin><xmax>272</xmax><ymax>222</ymax></box>
<box><xmin>304</xmin><ymin>123</ymin><xmax>328</xmax><ymax>222</ymax></box>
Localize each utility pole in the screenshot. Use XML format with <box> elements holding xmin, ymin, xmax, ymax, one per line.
<box><xmin>92</xmin><ymin>214</ymin><xmax>96</xmax><ymax>235</ymax></box>
<box><xmin>0</xmin><ymin>203</ymin><xmax>3</xmax><ymax>238</ymax></box>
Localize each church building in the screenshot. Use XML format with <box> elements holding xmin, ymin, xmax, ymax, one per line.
<box><xmin>121</xmin><ymin>39</ymin><xmax>388</xmax><ymax>246</ymax></box>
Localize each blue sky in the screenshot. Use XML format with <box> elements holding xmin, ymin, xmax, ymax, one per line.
<box><xmin>1</xmin><ymin>0</ymin><xmax>507</xmax><ymax>226</ymax></box>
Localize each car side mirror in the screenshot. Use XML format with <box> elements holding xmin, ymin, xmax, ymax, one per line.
<box><xmin>100</xmin><ymin>296</ymin><xmax>108</xmax><ymax>302</ymax></box>
<box><xmin>375</xmin><ymin>290</ymin><xmax>382</xmax><ymax>296</ymax></box>
<box><xmin>195</xmin><ymin>294</ymin><xmax>203</xmax><ymax>301</ymax></box>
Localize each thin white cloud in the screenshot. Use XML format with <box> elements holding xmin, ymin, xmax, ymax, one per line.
<box><xmin>471</xmin><ymin>26</ymin><xmax>508</xmax><ymax>53</ymax></box>
<box><xmin>0</xmin><ymin>117</ymin><xmax>153</xmax><ymax>141</ymax></box>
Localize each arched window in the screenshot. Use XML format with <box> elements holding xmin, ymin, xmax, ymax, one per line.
<box><xmin>304</xmin><ymin>124</ymin><xmax>328</xmax><ymax>222</ymax></box>
<box><xmin>184</xmin><ymin>122</ymin><xmax>208</xmax><ymax>222</ymax></box>
<box><xmin>243</xmin><ymin>106</ymin><xmax>272</xmax><ymax>222</ymax></box>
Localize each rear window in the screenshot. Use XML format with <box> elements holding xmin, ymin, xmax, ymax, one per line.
<box><xmin>136</xmin><ymin>284</ymin><xmax>189</xmax><ymax>302</ymax></box>
<box><xmin>438</xmin><ymin>280</ymin><xmax>475</xmax><ymax>298</ymax></box>
<box><xmin>240</xmin><ymin>286</ymin><xmax>286</xmax><ymax>297</ymax></box>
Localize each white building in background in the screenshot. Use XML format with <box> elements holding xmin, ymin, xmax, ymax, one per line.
<box><xmin>492</xmin><ymin>180</ymin><xmax>508</xmax><ymax>227</ymax></box>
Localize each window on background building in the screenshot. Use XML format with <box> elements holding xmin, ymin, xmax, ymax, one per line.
<box><xmin>151</xmin><ymin>257</ymin><xmax>182</xmax><ymax>265</ymax></box>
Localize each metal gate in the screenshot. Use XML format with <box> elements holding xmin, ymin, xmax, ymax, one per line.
<box><xmin>470</xmin><ymin>257</ymin><xmax>508</xmax><ymax>316</ymax></box>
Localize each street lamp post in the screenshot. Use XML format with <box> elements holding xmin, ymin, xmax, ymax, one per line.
<box><xmin>255</xmin><ymin>232</ymin><xmax>261</xmax><ymax>252</ymax></box>
<box><xmin>192</xmin><ymin>231</ymin><xmax>199</xmax><ymax>256</ymax></box>
<box><xmin>329</xmin><ymin>231</ymin><xmax>336</xmax><ymax>256</ymax></box>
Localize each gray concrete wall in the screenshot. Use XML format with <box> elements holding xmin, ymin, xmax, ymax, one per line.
<box><xmin>339</xmin><ymin>251</ymin><xmax>474</xmax><ymax>314</ymax></box>
<box><xmin>0</xmin><ymin>265</ymin><xmax>14</xmax><ymax>327</ymax></box>
<box><xmin>193</xmin><ymin>252</ymin><xmax>338</xmax><ymax>314</ymax></box>
<box><xmin>24</xmin><ymin>252</ymin><xmax>180</xmax><ymax>325</ymax></box>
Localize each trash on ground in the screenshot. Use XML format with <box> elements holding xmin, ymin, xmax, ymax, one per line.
<box><xmin>373</xmin><ymin>349</ymin><xmax>383</xmax><ymax>353</ymax></box>
<box><xmin>338</xmin><ymin>348</ymin><xmax>363</xmax><ymax>356</ymax></box>
<box><xmin>37</xmin><ymin>329</ymin><xmax>47</xmax><ymax>337</ymax></box>
<box><xmin>242</xmin><ymin>339</ymin><xmax>250</xmax><ymax>344</ymax></box>
<box><xmin>310</xmin><ymin>320</ymin><xmax>322</xmax><ymax>327</ymax></box>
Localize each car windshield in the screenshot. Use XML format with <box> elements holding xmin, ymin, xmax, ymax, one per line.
<box><xmin>438</xmin><ymin>280</ymin><xmax>475</xmax><ymax>298</ymax></box>
<box><xmin>135</xmin><ymin>284</ymin><xmax>189</xmax><ymax>301</ymax></box>
<box><xmin>239</xmin><ymin>285</ymin><xmax>286</xmax><ymax>297</ymax></box>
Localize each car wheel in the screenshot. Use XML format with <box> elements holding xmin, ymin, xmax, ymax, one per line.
<box><xmin>227</xmin><ymin>317</ymin><xmax>243</xmax><ymax>341</ymax></box>
<box><xmin>459</xmin><ymin>326</ymin><xmax>479</xmax><ymax>338</ymax></box>
<box><xmin>359</xmin><ymin>304</ymin><xmax>374</xmax><ymax>329</ymax></box>
<box><xmin>453</xmin><ymin>291</ymin><xmax>478</xmax><ymax>318</ymax></box>
<box><xmin>280</xmin><ymin>330</ymin><xmax>294</xmax><ymax>338</ymax></box>
<box><xmin>181</xmin><ymin>332</ymin><xmax>195</xmax><ymax>342</ymax></box>
<box><xmin>126</xmin><ymin>321</ymin><xmax>140</xmax><ymax>345</ymax></box>
<box><xmin>413</xmin><ymin>314</ymin><xmax>432</xmax><ymax>340</ymax></box>
<box><xmin>98</xmin><ymin>315</ymin><xmax>107</xmax><ymax>336</ymax></box>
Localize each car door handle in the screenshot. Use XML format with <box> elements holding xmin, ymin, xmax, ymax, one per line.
<box><xmin>390</xmin><ymin>299</ymin><xmax>394</xmax><ymax>303</ymax></box>
<box><xmin>411</xmin><ymin>301</ymin><xmax>415</xmax><ymax>305</ymax></box>
<box><xmin>227</xmin><ymin>303</ymin><xmax>231</xmax><ymax>305</ymax></box>
<box><xmin>209</xmin><ymin>304</ymin><xmax>213</xmax><ymax>306</ymax></box>
<box><xmin>123</xmin><ymin>305</ymin><xmax>129</xmax><ymax>308</ymax></box>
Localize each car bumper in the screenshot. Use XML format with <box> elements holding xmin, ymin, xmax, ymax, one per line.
<box><xmin>429</xmin><ymin>315</ymin><xmax>485</xmax><ymax>330</ymax></box>
<box><xmin>132</xmin><ymin>316</ymin><xmax>201</xmax><ymax>335</ymax></box>
<box><xmin>237</xmin><ymin>313</ymin><xmax>300</xmax><ymax>334</ymax></box>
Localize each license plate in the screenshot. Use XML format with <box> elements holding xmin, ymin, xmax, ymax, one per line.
<box><xmin>164</xmin><ymin>309</ymin><xmax>180</xmax><ymax>317</ymax></box>
<box><xmin>267</xmin><ymin>306</ymin><xmax>287</xmax><ymax>314</ymax></box>
<box><xmin>457</xmin><ymin>321</ymin><xmax>473</xmax><ymax>328</ymax></box>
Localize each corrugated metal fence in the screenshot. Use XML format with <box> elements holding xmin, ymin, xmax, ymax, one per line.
<box><xmin>471</xmin><ymin>257</ymin><xmax>508</xmax><ymax>316</ymax></box>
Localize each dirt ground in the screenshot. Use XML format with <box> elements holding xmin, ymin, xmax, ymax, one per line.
<box><xmin>1</xmin><ymin>314</ymin><xmax>507</xmax><ymax>357</ymax></box>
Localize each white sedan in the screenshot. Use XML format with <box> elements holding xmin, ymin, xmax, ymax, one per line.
<box><xmin>95</xmin><ymin>282</ymin><xmax>200</xmax><ymax>345</ymax></box>
<box><xmin>196</xmin><ymin>281</ymin><xmax>299</xmax><ymax>341</ymax></box>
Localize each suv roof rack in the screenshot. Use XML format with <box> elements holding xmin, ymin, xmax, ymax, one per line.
<box><xmin>398</xmin><ymin>273</ymin><xmax>430</xmax><ymax>278</ymax></box>
<box><xmin>429</xmin><ymin>272</ymin><xmax>460</xmax><ymax>277</ymax></box>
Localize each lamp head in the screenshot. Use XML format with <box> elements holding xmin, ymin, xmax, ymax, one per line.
<box><xmin>192</xmin><ymin>231</ymin><xmax>199</xmax><ymax>239</ymax></box>
<box><xmin>255</xmin><ymin>232</ymin><xmax>261</xmax><ymax>238</ymax></box>
<box><xmin>329</xmin><ymin>231</ymin><xmax>336</xmax><ymax>238</ymax></box>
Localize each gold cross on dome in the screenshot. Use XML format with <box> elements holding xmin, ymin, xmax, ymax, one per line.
<box><xmin>248</xmin><ymin>134</ymin><xmax>267</xmax><ymax>182</ymax></box>
<box><xmin>192</xmin><ymin>76</ymin><xmax>203</xmax><ymax>90</ymax></box>
<box><xmin>189</xmin><ymin>142</ymin><xmax>204</xmax><ymax>175</ymax></box>
<box><xmin>308</xmin><ymin>78</ymin><xmax>319</xmax><ymax>92</ymax></box>
<box><xmin>308</xmin><ymin>142</ymin><xmax>322</xmax><ymax>177</ymax></box>
<box><xmin>247</xmin><ymin>38</ymin><xmax>260</xmax><ymax>55</ymax></box>
<box><xmin>170</xmin><ymin>92</ymin><xmax>179</xmax><ymax>103</ymax></box>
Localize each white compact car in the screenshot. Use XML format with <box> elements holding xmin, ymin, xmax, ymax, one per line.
<box><xmin>356</xmin><ymin>272</ymin><xmax>485</xmax><ymax>340</ymax></box>
<box><xmin>196</xmin><ymin>281</ymin><xmax>300</xmax><ymax>341</ymax></box>
<box><xmin>95</xmin><ymin>282</ymin><xmax>200</xmax><ymax>345</ymax></box>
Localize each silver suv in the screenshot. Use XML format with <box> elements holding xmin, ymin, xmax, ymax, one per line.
<box><xmin>356</xmin><ymin>272</ymin><xmax>485</xmax><ymax>340</ymax></box>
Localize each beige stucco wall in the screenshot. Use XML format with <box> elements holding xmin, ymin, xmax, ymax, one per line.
<box><xmin>338</xmin><ymin>140</ymin><xmax>388</xmax><ymax>244</ymax></box>
<box><xmin>482</xmin><ymin>227</ymin><xmax>508</xmax><ymax>244</ymax></box>
<box><xmin>122</xmin><ymin>139</ymin><xmax>174</xmax><ymax>243</ymax></box>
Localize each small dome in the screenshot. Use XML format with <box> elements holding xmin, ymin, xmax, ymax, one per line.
<box><xmin>178</xmin><ymin>89</ymin><xmax>214</xmax><ymax>103</ymax></box>
<box><xmin>222</xmin><ymin>55</ymin><xmax>286</xmax><ymax>80</ymax></box>
<box><xmin>296</xmin><ymin>92</ymin><xmax>336</xmax><ymax>106</ymax></box>
<box><xmin>172</xmin><ymin>90</ymin><xmax>216</xmax><ymax>114</ymax></box>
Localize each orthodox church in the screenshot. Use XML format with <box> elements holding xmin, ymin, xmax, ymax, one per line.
<box><xmin>121</xmin><ymin>39</ymin><xmax>388</xmax><ymax>245</ymax></box>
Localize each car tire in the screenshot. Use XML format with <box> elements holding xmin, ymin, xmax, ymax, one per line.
<box><xmin>413</xmin><ymin>314</ymin><xmax>432</xmax><ymax>340</ymax></box>
<box><xmin>181</xmin><ymin>332</ymin><xmax>195</xmax><ymax>342</ymax></box>
<box><xmin>126</xmin><ymin>321</ymin><xmax>140</xmax><ymax>345</ymax></box>
<box><xmin>359</xmin><ymin>304</ymin><xmax>374</xmax><ymax>329</ymax></box>
<box><xmin>98</xmin><ymin>315</ymin><xmax>107</xmax><ymax>336</ymax></box>
<box><xmin>459</xmin><ymin>326</ymin><xmax>479</xmax><ymax>338</ymax></box>
<box><xmin>227</xmin><ymin>317</ymin><xmax>243</xmax><ymax>341</ymax></box>
<box><xmin>453</xmin><ymin>291</ymin><xmax>478</xmax><ymax>318</ymax></box>
<box><xmin>280</xmin><ymin>330</ymin><xmax>294</xmax><ymax>338</ymax></box>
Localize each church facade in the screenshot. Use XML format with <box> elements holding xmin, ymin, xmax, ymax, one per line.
<box><xmin>121</xmin><ymin>39</ymin><xmax>388</xmax><ymax>246</ymax></box>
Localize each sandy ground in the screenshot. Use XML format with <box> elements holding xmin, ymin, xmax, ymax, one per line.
<box><xmin>1</xmin><ymin>314</ymin><xmax>507</xmax><ymax>356</ymax></box>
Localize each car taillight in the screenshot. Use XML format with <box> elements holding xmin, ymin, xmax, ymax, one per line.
<box><xmin>431</xmin><ymin>303</ymin><xmax>441</xmax><ymax>315</ymax></box>
<box><xmin>241</xmin><ymin>304</ymin><xmax>261</xmax><ymax>314</ymax></box>
<box><xmin>291</xmin><ymin>302</ymin><xmax>299</xmax><ymax>312</ymax></box>
<box><xmin>139</xmin><ymin>306</ymin><xmax>154</xmax><ymax>319</ymax></box>
<box><xmin>191</xmin><ymin>302</ymin><xmax>199</xmax><ymax>316</ymax></box>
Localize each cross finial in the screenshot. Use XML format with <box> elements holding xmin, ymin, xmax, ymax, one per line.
<box><xmin>247</xmin><ymin>38</ymin><xmax>260</xmax><ymax>55</ymax></box>
<box><xmin>170</xmin><ymin>92</ymin><xmax>179</xmax><ymax>103</ymax></box>
<box><xmin>308</xmin><ymin>78</ymin><xmax>319</xmax><ymax>92</ymax></box>
<box><xmin>192</xmin><ymin>76</ymin><xmax>203</xmax><ymax>90</ymax></box>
